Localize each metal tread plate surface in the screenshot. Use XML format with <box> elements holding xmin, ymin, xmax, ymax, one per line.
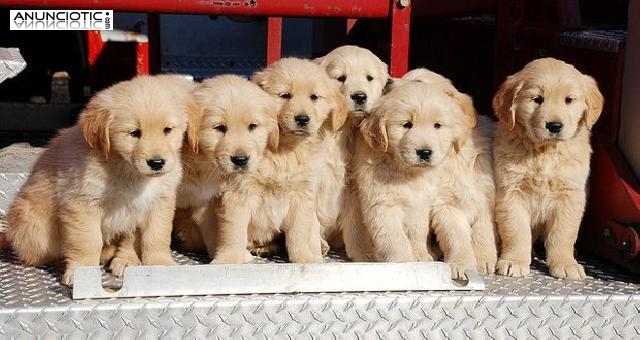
<box><xmin>0</xmin><ymin>248</ymin><xmax>638</xmax><ymax>339</ymax></box>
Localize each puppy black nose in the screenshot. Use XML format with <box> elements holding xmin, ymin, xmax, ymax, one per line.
<box><xmin>416</xmin><ymin>149</ymin><xmax>432</xmax><ymax>161</ymax></box>
<box><xmin>147</xmin><ymin>158</ymin><xmax>165</xmax><ymax>171</ymax></box>
<box><xmin>294</xmin><ymin>114</ymin><xmax>310</xmax><ymax>126</ymax></box>
<box><xmin>230</xmin><ymin>155</ymin><xmax>249</xmax><ymax>167</ymax></box>
<box><xmin>351</xmin><ymin>92</ymin><xmax>367</xmax><ymax>105</ymax></box>
<box><xmin>546</xmin><ymin>121</ymin><xmax>563</xmax><ymax>133</ymax></box>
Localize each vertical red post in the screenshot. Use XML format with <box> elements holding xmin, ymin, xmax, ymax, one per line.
<box><xmin>389</xmin><ymin>0</ymin><xmax>411</xmax><ymax>77</ymax></box>
<box><xmin>86</xmin><ymin>30</ymin><xmax>105</xmax><ymax>70</ymax></box>
<box><xmin>136</xmin><ymin>41</ymin><xmax>150</xmax><ymax>75</ymax></box>
<box><xmin>267</xmin><ymin>17</ymin><xmax>282</xmax><ymax>65</ymax></box>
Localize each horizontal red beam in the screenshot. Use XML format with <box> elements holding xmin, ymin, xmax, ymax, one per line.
<box><xmin>2</xmin><ymin>0</ymin><xmax>390</xmax><ymax>18</ymax></box>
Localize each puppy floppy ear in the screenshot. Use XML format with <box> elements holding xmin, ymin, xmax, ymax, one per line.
<box><xmin>185</xmin><ymin>97</ymin><xmax>201</xmax><ymax>153</ymax></box>
<box><xmin>78</xmin><ymin>95</ymin><xmax>112</xmax><ymax>159</ymax></box>
<box><xmin>251</xmin><ymin>70</ymin><xmax>269</xmax><ymax>90</ymax></box>
<box><xmin>581</xmin><ymin>74</ymin><xmax>604</xmax><ymax>129</ymax></box>
<box><xmin>330</xmin><ymin>88</ymin><xmax>349</xmax><ymax>131</ymax></box>
<box><xmin>492</xmin><ymin>73</ymin><xmax>523</xmax><ymax>130</ymax></box>
<box><xmin>359</xmin><ymin>111</ymin><xmax>388</xmax><ymax>152</ymax></box>
<box><xmin>451</xmin><ymin>92</ymin><xmax>477</xmax><ymax>153</ymax></box>
<box><xmin>266</xmin><ymin>98</ymin><xmax>280</xmax><ymax>152</ymax></box>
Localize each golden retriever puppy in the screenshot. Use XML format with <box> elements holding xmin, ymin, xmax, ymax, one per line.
<box><xmin>174</xmin><ymin>74</ymin><xmax>280</xmax><ymax>258</ymax></box>
<box><xmin>211</xmin><ymin>57</ymin><xmax>346</xmax><ymax>264</ymax></box>
<box><xmin>387</xmin><ymin>68</ymin><xmax>498</xmax><ymax>274</ymax></box>
<box><xmin>347</xmin><ymin>82</ymin><xmax>477</xmax><ymax>268</ymax></box>
<box><xmin>5</xmin><ymin>75</ymin><xmax>195</xmax><ymax>285</ymax></box>
<box><xmin>313</xmin><ymin>45</ymin><xmax>388</xmax><ymax>251</ymax></box>
<box><xmin>493</xmin><ymin>58</ymin><xmax>603</xmax><ymax>280</ymax></box>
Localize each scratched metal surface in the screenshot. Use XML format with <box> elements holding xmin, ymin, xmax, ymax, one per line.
<box><xmin>0</xmin><ymin>247</ymin><xmax>638</xmax><ymax>339</ymax></box>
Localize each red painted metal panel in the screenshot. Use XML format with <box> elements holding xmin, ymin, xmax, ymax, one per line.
<box><xmin>1</xmin><ymin>0</ymin><xmax>390</xmax><ymax>18</ymax></box>
<box><xmin>389</xmin><ymin>0</ymin><xmax>410</xmax><ymax>77</ymax></box>
<box><xmin>266</xmin><ymin>17</ymin><xmax>282</xmax><ymax>65</ymax></box>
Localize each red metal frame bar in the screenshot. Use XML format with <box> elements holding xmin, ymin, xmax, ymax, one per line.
<box><xmin>1</xmin><ymin>0</ymin><xmax>389</xmax><ymax>18</ymax></box>
<box><xmin>6</xmin><ymin>0</ymin><xmax>410</xmax><ymax>79</ymax></box>
<box><xmin>266</xmin><ymin>17</ymin><xmax>282</xmax><ymax>65</ymax></box>
<box><xmin>389</xmin><ymin>0</ymin><xmax>411</xmax><ymax>77</ymax></box>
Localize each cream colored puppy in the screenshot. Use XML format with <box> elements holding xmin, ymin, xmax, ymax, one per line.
<box><xmin>173</xmin><ymin>75</ymin><xmax>280</xmax><ymax>258</ymax></box>
<box><xmin>211</xmin><ymin>58</ymin><xmax>347</xmax><ymax>264</ymax></box>
<box><xmin>493</xmin><ymin>58</ymin><xmax>603</xmax><ymax>280</ymax></box>
<box><xmin>389</xmin><ymin>68</ymin><xmax>498</xmax><ymax>275</ymax></box>
<box><xmin>313</xmin><ymin>45</ymin><xmax>388</xmax><ymax>251</ymax></box>
<box><xmin>347</xmin><ymin>81</ymin><xmax>477</xmax><ymax>267</ymax></box>
<box><xmin>5</xmin><ymin>75</ymin><xmax>195</xmax><ymax>285</ymax></box>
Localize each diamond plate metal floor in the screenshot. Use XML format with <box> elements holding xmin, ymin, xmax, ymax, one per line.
<box><xmin>0</xmin><ymin>248</ymin><xmax>638</xmax><ymax>338</ymax></box>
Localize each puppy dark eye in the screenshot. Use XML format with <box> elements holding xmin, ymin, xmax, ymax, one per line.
<box><xmin>248</xmin><ymin>123</ymin><xmax>258</xmax><ymax>131</ymax></box>
<box><xmin>533</xmin><ymin>95</ymin><xmax>544</xmax><ymax>104</ymax></box>
<box><xmin>163</xmin><ymin>127</ymin><xmax>172</xmax><ymax>135</ymax></box>
<box><xmin>367</xmin><ymin>75</ymin><xmax>374</xmax><ymax>82</ymax></box>
<box><xmin>434</xmin><ymin>123</ymin><xmax>441</xmax><ymax>129</ymax></box>
<box><xmin>565</xmin><ymin>97</ymin><xmax>575</xmax><ymax>104</ymax></box>
<box><xmin>337</xmin><ymin>75</ymin><xmax>346</xmax><ymax>82</ymax></box>
<box><xmin>402</xmin><ymin>121</ymin><xmax>413</xmax><ymax>129</ymax></box>
<box><xmin>213</xmin><ymin>124</ymin><xmax>227</xmax><ymax>133</ymax></box>
<box><xmin>129</xmin><ymin>129</ymin><xmax>141</xmax><ymax>138</ymax></box>
<box><xmin>279</xmin><ymin>92</ymin><xmax>292</xmax><ymax>100</ymax></box>
<box><xmin>310</xmin><ymin>94</ymin><xmax>319</xmax><ymax>101</ymax></box>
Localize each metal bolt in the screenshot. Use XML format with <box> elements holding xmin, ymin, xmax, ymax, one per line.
<box><xmin>398</xmin><ymin>0</ymin><xmax>410</xmax><ymax>8</ymax></box>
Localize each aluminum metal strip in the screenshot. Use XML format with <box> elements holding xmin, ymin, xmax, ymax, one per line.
<box><xmin>72</xmin><ymin>262</ymin><xmax>484</xmax><ymax>299</ymax></box>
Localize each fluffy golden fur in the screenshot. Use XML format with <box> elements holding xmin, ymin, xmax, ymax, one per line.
<box><xmin>394</xmin><ymin>68</ymin><xmax>499</xmax><ymax>277</ymax></box>
<box><xmin>174</xmin><ymin>75</ymin><xmax>280</xmax><ymax>258</ymax></box>
<box><xmin>343</xmin><ymin>81</ymin><xmax>478</xmax><ymax>271</ymax></box>
<box><xmin>5</xmin><ymin>75</ymin><xmax>195</xmax><ymax>285</ymax></box>
<box><xmin>314</xmin><ymin>45</ymin><xmax>387</xmax><ymax>250</ymax></box>
<box><xmin>493</xmin><ymin>58</ymin><xmax>603</xmax><ymax>280</ymax></box>
<box><xmin>210</xmin><ymin>58</ymin><xmax>346</xmax><ymax>263</ymax></box>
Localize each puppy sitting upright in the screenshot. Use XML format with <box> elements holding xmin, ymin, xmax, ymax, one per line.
<box><xmin>313</xmin><ymin>45</ymin><xmax>389</xmax><ymax>253</ymax></box>
<box><xmin>493</xmin><ymin>58</ymin><xmax>603</xmax><ymax>280</ymax></box>
<box><xmin>348</xmin><ymin>81</ymin><xmax>476</xmax><ymax>264</ymax></box>
<box><xmin>5</xmin><ymin>75</ymin><xmax>195</xmax><ymax>285</ymax></box>
<box><xmin>211</xmin><ymin>58</ymin><xmax>346</xmax><ymax>264</ymax></box>
<box><xmin>174</xmin><ymin>74</ymin><xmax>280</xmax><ymax>258</ymax></box>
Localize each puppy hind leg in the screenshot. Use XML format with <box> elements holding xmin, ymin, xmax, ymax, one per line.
<box><xmin>59</xmin><ymin>204</ymin><xmax>103</xmax><ymax>286</ymax></box>
<box><xmin>6</xmin><ymin>197</ymin><xmax>61</xmax><ymax>266</ymax></box>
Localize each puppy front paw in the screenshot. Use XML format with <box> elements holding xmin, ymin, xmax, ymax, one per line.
<box><xmin>109</xmin><ymin>254</ymin><xmax>142</xmax><ymax>277</ymax></box>
<box><xmin>476</xmin><ymin>255</ymin><xmax>497</xmax><ymax>275</ymax></box>
<box><xmin>61</xmin><ymin>269</ymin><xmax>75</xmax><ymax>287</ymax></box>
<box><xmin>212</xmin><ymin>250</ymin><xmax>253</xmax><ymax>264</ymax></box>
<box><xmin>142</xmin><ymin>252</ymin><xmax>176</xmax><ymax>266</ymax></box>
<box><xmin>549</xmin><ymin>262</ymin><xmax>586</xmax><ymax>280</ymax></box>
<box><xmin>448</xmin><ymin>262</ymin><xmax>474</xmax><ymax>280</ymax></box>
<box><xmin>413</xmin><ymin>247</ymin><xmax>434</xmax><ymax>262</ymax></box>
<box><xmin>496</xmin><ymin>259</ymin><xmax>530</xmax><ymax>277</ymax></box>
